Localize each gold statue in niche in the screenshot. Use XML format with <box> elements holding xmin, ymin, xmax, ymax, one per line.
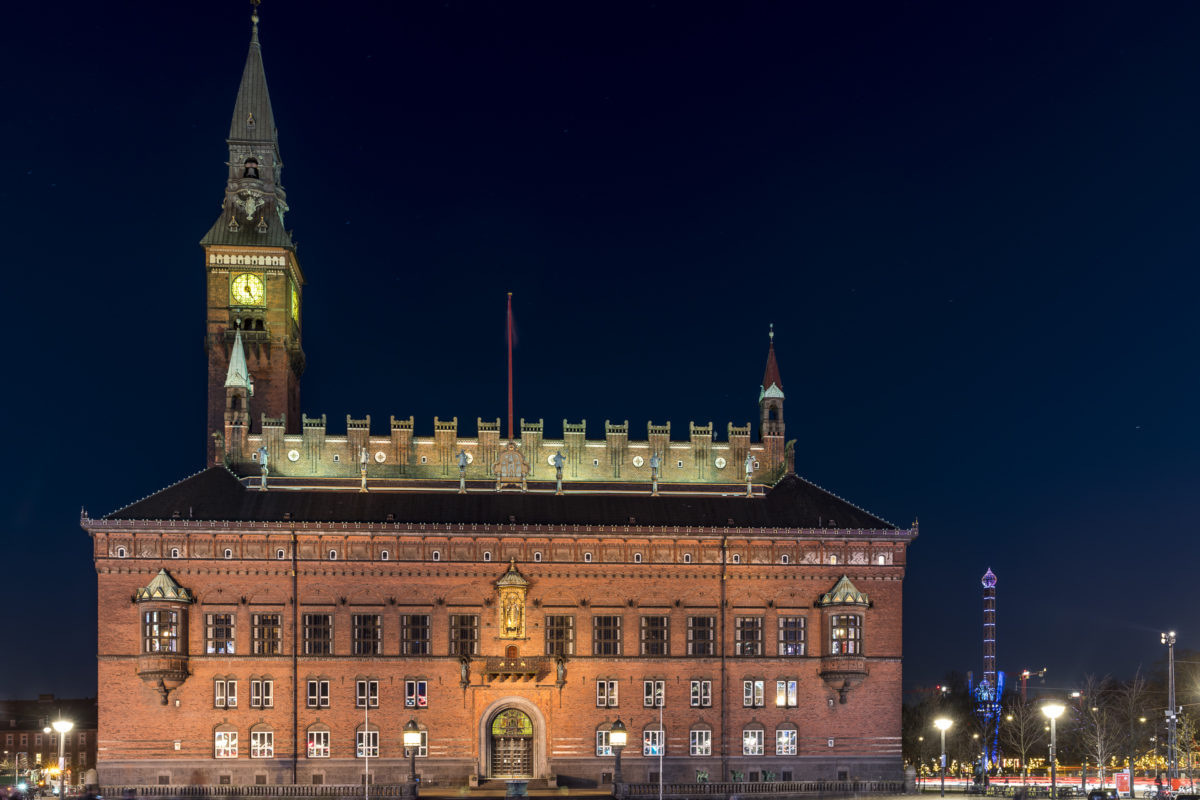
<box><xmin>495</xmin><ymin>560</ymin><xmax>530</xmax><ymax>639</ymax></box>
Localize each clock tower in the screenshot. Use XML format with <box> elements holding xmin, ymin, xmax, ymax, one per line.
<box><xmin>201</xmin><ymin>7</ymin><xmax>305</xmax><ymax>459</ymax></box>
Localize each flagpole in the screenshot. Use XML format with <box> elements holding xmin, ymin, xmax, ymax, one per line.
<box><xmin>506</xmin><ymin>292</ymin><xmax>514</xmax><ymax>441</ymax></box>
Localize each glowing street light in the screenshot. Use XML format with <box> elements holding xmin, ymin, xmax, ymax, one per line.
<box><xmin>935</xmin><ymin>718</ymin><xmax>953</xmax><ymax>798</ymax></box>
<box><xmin>609</xmin><ymin>718</ymin><xmax>628</xmax><ymax>796</ymax></box>
<box><xmin>1042</xmin><ymin>703</ymin><xmax>1065</xmax><ymax>800</ymax></box>
<box><xmin>402</xmin><ymin>719</ymin><xmax>421</xmax><ymax>799</ymax></box>
<box><xmin>1162</xmin><ymin>631</ymin><xmax>1178</xmax><ymax>784</ymax></box>
<box><xmin>52</xmin><ymin>718</ymin><xmax>73</xmax><ymax>800</ymax></box>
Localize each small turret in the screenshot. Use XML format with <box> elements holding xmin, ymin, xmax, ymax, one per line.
<box><xmin>223</xmin><ymin>328</ymin><xmax>253</xmax><ymax>460</ymax></box>
<box><xmin>758</xmin><ymin>326</ymin><xmax>787</xmax><ymax>470</ymax></box>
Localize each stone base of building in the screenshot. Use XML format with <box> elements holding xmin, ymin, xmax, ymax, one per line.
<box><xmin>99</xmin><ymin>755</ymin><xmax>901</xmax><ymax>790</ymax></box>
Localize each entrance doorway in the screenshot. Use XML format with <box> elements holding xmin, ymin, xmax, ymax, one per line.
<box><xmin>489</xmin><ymin>709</ymin><xmax>534</xmax><ymax>778</ymax></box>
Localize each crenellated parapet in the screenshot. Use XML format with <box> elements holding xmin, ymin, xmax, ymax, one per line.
<box><xmin>226</xmin><ymin>414</ymin><xmax>785</xmax><ymax>485</ymax></box>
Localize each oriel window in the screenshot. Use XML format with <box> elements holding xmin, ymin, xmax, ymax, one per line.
<box><xmin>830</xmin><ymin>614</ymin><xmax>862</xmax><ymax>655</ymax></box>
<box><xmin>143</xmin><ymin>609</ymin><xmax>178</xmax><ymax>653</ymax></box>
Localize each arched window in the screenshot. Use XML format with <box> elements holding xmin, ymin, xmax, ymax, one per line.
<box><xmin>768</xmin><ymin>408</ymin><xmax>778</xmax><ymax>421</ymax></box>
<box><xmin>255</xmin><ymin>319</ymin><xmax>265</xmax><ymax>331</ymax></box>
<box><xmin>116</xmin><ymin>546</ymin><xmax>127</xmax><ymax>558</ymax></box>
<box><xmin>731</xmin><ymin>553</ymin><xmax>741</xmax><ymax>564</ymax></box>
<box><xmin>742</xmin><ymin>724</ymin><xmax>765</xmax><ymax>756</ymax></box>
<box><xmin>583</xmin><ymin>552</ymin><xmax>593</xmax><ymax>563</ymax></box>
<box><xmin>214</xmin><ymin>724</ymin><xmax>238</xmax><ymax>759</ymax></box>
<box><xmin>483</xmin><ymin>551</ymin><xmax>492</xmax><ymax>562</ymax></box>
<box><xmin>830</xmin><ymin>555</ymin><xmax>838</xmax><ymax>565</ymax></box>
<box><xmin>306</xmin><ymin>725</ymin><xmax>330</xmax><ymax>758</ymax></box>
<box><xmin>780</xmin><ymin>554</ymin><xmax>789</xmax><ymax>565</ymax></box>
<box><xmin>276</xmin><ymin>549</ymin><xmax>286</xmax><ymax>560</ymax></box>
<box><xmin>328</xmin><ymin>550</ymin><xmax>337</xmax><ymax>561</ymax></box>
<box><xmin>230</xmin><ymin>396</ymin><xmax>240</xmax><ymax>411</ymax></box>
<box><xmin>224</xmin><ymin>548</ymin><xmax>233</xmax><ymax>559</ymax></box>
<box><xmin>633</xmin><ymin>553</ymin><xmax>643</xmax><ymax>564</ymax></box>
<box><xmin>355</xmin><ymin>723</ymin><xmax>379</xmax><ymax>758</ymax></box>
<box><xmin>689</xmin><ymin>726</ymin><xmax>712</xmax><ymax>757</ymax></box>
<box><xmin>643</xmin><ymin>723</ymin><xmax>665</xmax><ymax>756</ymax></box>
<box><xmin>250</xmin><ymin>724</ymin><xmax>274</xmax><ymax>759</ymax></box>
<box><xmin>775</xmin><ymin>723</ymin><xmax>798</xmax><ymax>756</ymax></box>
<box><xmin>380</xmin><ymin>550</ymin><xmax>389</xmax><ymax>561</ymax></box>
<box><xmin>533</xmin><ymin>552</ymin><xmax>542</xmax><ymax>562</ymax></box>
<box><xmin>242</xmin><ymin>157</ymin><xmax>260</xmax><ymax>178</ymax></box>
<box><xmin>683</xmin><ymin>553</ymin><xmax>692</xmax><ymax>564</ymax></box>
<box><xmin>170</xmin><ymin>548</ymin><xmax>180</xmax><ymax>559</ymax></box>
<box><xmin>432</xmin><ymin>550</ymin><xmax>441</xmax><ymax>562</ymax></box>
<box><xmin>877</xmin><ymin>554</ymin><xmax>887</xmax><ymax>565</ymax></box>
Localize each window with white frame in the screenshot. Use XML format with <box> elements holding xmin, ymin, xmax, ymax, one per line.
<box><xmin>356</xmin><ymin>679</ymin><xmax>379</xmax><ymax>708</ymax></box>
<box><xmin>214</xmin><ymin>730</ymin><xmax>238</xmax><ymax>759</ymax></box>
<box><xmin>595</xmin><ymin>679</ymin><xmax>618</xmax><ymax>707</ymax></box>
<box><xmin>689</xmin><ymin>729</ymin><xmax>711</xmax><ymax>757</ymax></box>
<box><xmin>250</xmin><ymin>730</ymin><xmax>274</xmax><ymax>758</ymax></box>
<box><xmin>643</xmin><ymin>680</ymin><xmax>664</xmax><ymax>707</ymax></box>
<box><xmin>250</xmin><ymin>679</ymin><xmax>273</xmax><ymax>708</ymax></box>
<box><xmin>643</xmin><ymin>728</ymin><xmax>664</xmax><ymax>756</ymax></box>
<box><xmin>306</xmin><ymin>729</ymin><xmax>330</xmax><ymax>758</ymax></box>
<box><xmin>743</xmin><ymin>679</ymin><xmax>764</xmax><ymax>707</ymax></box>
<box><xmin>356</xmin><ymin>729</ymin><xmax>379</xmax><ymax>758</ymax></box>
<box><xmin>143</xmin><ymin>609</ymin><xmax>178</xmax><ymax>653</ymax></box>
<box><xmin>690</xmin><ymin>679</ymin><xmax>712</xmax><ymax>708</ymax></box>
<box><xmin>214</xmin><ymin>678</ymin><xmax>237</xmax><ymax>709</ymax></box>
<box><xmin>307</xmin><ymin>679</ymin><xmax>330</xmax><ymax>708</ymax></box>
<box><xmin>403</xmin><ymin>730</ymin><xmax>428</xmax><ymax>758</ymax></box>
<box><xmin>830</xmin><ymin>614</ymin><xmax>862</xmax><ymax>655</ymax></box>
<box><xmin>776</xmin><ymin>728</ymin><xmax>797</xmax><ymax>756</ymax></box>
<box><xmin>775</xmin><ymin>679</ymin><xmax>798</xmax><ymax>707</ymax></box>
<box><xmin>404</xmin><ymin>679</ymin><xmax>428</xmax><ymax>708</ymax></box>
<box><xmin>743</xmin><ymin>728</ymin><xmax>764</xmax><ymax>756</ymax></box>
<box><xmin>596</xmin><ymin>729</ymin><xmax>613</xmax><ymax>756</ymax></box>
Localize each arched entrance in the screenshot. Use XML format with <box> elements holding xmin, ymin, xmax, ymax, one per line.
<box><xmin>489</xmin><ymin>709</ymin><xmax>534</xmax><ymax>778</ymax></box>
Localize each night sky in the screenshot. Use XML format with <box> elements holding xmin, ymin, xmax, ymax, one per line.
<box><xmin>3</xmin><ymin>2</ymin><xmax>1197</xmax><ymax>700</ymax></box>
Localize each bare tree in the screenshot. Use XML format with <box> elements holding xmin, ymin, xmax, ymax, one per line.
<box><xmin>1176</xmin><ymin>712</ymin><xmax>1197</xmax><ymax>792</ymax></box>
<box><xmin>1114</xmin><ymin>671</ymin><xmax>1152</xmax><ymax>797</ymax></box>
<box><xmin>1002</xmin><ymin>694</ymin><xmax>1047</xmax><ymax>784</ymax></box>
<box><xmin>1077</xmin><ymin>674</ymin><xmax>1124</xmax><ymax>787</ymax></box>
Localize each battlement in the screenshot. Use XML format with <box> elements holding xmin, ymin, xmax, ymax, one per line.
<box><xmin>230</xmin><ymin>414</ymin><xmax>778</xmax><ymax>485</ymax></box>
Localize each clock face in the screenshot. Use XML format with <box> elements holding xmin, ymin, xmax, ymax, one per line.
<box><xmin>231</xmin><ymin>273</ymin><xmax>265</xmax><ymax>306</ymax></box>
<box><xmin>289</xmin><ymin>281</ymin><xmax>299</xmax><ymax>325</ymax></box>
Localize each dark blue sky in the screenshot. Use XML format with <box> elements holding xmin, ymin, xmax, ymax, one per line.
<box><xmin>2</xmin><ymin>2</ymin><xmax>1197</xmax><ymax>699</ymax></box>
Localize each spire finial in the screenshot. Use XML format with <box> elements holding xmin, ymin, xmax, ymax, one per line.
<box><xmin>250</xmin><ymin>0</ymin><xmax>261</xmax><ymax>44</ymax></box>
<box><xmin>768</xmin><ymin>323</ymin><xmax>774</xmax><ymax>342</ymax></box>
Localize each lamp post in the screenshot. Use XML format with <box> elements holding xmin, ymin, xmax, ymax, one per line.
<box><xmin>935</xmin><ymin>718</ymin><xmax>953</xmax><ymax>798</ymax></box>
<box><xmin>1043</xmin><ymin>703</ymin><xmax>1065</xmax><ymax>800</ymax></box>
<box><xmin>52</xmin><ymin>718</ymin><xmax>73</xmax><ymax>800</ymax></box>
<box><xmin>1162</xmin><ymin>631</ymin><xmax>1177</xmax><ymax>786</ymax></box>
<box><xmin>402</xmin><ymin>719</ymin><xmax>421</xmax><ymax>800</ymax></box>
<box><xmin>610</xmin><ymin>718</ymin><xmax>628</xmax><ymax>798</ymax></box>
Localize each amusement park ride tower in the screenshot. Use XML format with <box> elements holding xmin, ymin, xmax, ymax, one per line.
<box><xmin>973</xmin><ymin>568</ymin><xmax>1004</xmax><ymax>785</ymax></box>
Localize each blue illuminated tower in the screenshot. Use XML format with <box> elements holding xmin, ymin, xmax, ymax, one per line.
<box><xmin>973</xmin><ymin>568</ymin><xmax>1004</xmax><ymax>779</ymax></box>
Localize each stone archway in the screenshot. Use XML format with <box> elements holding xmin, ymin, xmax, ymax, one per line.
<box><xmin>477</xmin><ymin>697</ymin><xmax>548</xmax><ymax>779</ymax></box>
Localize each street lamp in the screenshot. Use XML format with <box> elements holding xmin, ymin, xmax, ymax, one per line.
<box><xmin>1042</xmin><ymin>703</ymin><xmax>1065</xmax><ymax>800</ymax></box>
<box><xmin>402</xmin><ymin>719</ymin><xmax>421</xmax><ymax>799</ymax></box>
<box><xmin>52</xmin><ymin>718</ymin><xmax>73</xmax><ymax>800</ymax></box>
<box><xmin>1162</xmin><ymin>631</ymin><xmax>1177</xmax><ymax>786</ymax></box>
<box><xmin>610</xmin><ymin>718</ymin><xmax>628</xmax><ymax>797</ymax></box>
<box><xmin>934</xmin><ymin>718</ymin><xmax>953</xmax><ymax>798</ymax></box>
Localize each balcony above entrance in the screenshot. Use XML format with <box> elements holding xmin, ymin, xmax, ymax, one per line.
<box><xmin>482</xmin><ymin>655</ymin><xmax>550</xmax><ymax>681</ymax></box>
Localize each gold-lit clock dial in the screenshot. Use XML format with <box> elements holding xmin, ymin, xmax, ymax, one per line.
<box><xmin>231</xmin><ymin>273</ymin><xmax>265</xmax><ymax>306</ymax></box>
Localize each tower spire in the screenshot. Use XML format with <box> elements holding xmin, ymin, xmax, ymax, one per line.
<box><xmin>758</xmin><ymin>325</ymin><xmax>785</xmax><ymax>442</ymax></box>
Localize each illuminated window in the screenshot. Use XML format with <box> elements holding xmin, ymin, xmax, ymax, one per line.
<box><xmin>690</xmin><ymin>729</ymin><xmax>711</xmax><ymax>756</ymax></box>
<box><xmin>776</xmin><ymin>728</ymin><xmax>797</xmax><ymax>756</ymax></box>
<box><xmin>643</xmin><ymin>727</ymin><xmax>664</xmax><ymax>756</ymax></box>
<box><xmin>306</xmin><ymin>729</ymin><xmax>330</xmax><ymax>758</ymax></box>
<box><xmin>404</xmin><ymin>679</ymin><xmax>428</xmax><ymax>708</ymax></box>
<box><xmin>596</xmin><ymin>729</ymin><xmax>613</xmax><ymax>756</ymax></box>
<box><xmin>775</xmin><ymin>679</ymin><xmax>798</xmax><ymax>707</ymax></box>
<box><xmin>689</xmin><ymin>679</ymin><xmax>712</xmax><ymax>707</ymax></box>
<box><xmin>356</xmin><ymin>729</ymin><xmax>379</xmax><ymax>758</ymax></box>
<box><xmin>143</xmin><ymin>609</ymin><xmax>178</xmax><ymax>653</ymax></box>
<box><xmin>643</xmin><ymin>680</ymin><xmax>664</xmax><ymax>707</ymax></box>
<box><xmin>252</xmin><ymin>613</ymin><xmax>282</xmax><ymax>655</ymax></box>
<box><xmin>595</xmin><ymin>680</ymin><xmax>618</xmax><ymax>708</ymax></box>
<box><xmin>743</xmin><ymin>728</ymin><xmax>764</xmax><ymax>756</ymax></box>
<box><xmin>214</xmin><ymin>729</ymin><xmax>238</xmax><ymax>759</ymax></box>
<box><xmin>743</xmin><ymin>679</ymin><xmax>764</xmax><ymax>707</ymax></box>
<box><xmin>250</xmin><ymin>729</ymin><xmax>274</xmax><ymax>759</ymax></box>
<box><xmin>830</xmin><ymin>614</ymin><xmax>862</xmax><ymax>655</ymax></box>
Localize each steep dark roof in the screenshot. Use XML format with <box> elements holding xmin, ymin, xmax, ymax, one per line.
<box><xmin>103</xmin><ymin>468</ymin><xmax>895</xmax><ymax>530</ymax></box>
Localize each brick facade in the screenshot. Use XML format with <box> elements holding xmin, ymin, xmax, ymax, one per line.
<box><xmin>82</xmin><ymin>10</ymin><xmax>917</xmax><ymax>791</ymax></box>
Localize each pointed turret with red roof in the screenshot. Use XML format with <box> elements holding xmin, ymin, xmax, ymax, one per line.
<box><xmin>759</xmin><ymin>324</ymin><xmax>785</xmax><ymax>440</ymax></box>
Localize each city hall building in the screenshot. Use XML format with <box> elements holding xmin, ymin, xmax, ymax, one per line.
<box><xmin>82</xmin><ymin>9</ymin><xmax>917</xmax><ymax>790</ymax></box>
